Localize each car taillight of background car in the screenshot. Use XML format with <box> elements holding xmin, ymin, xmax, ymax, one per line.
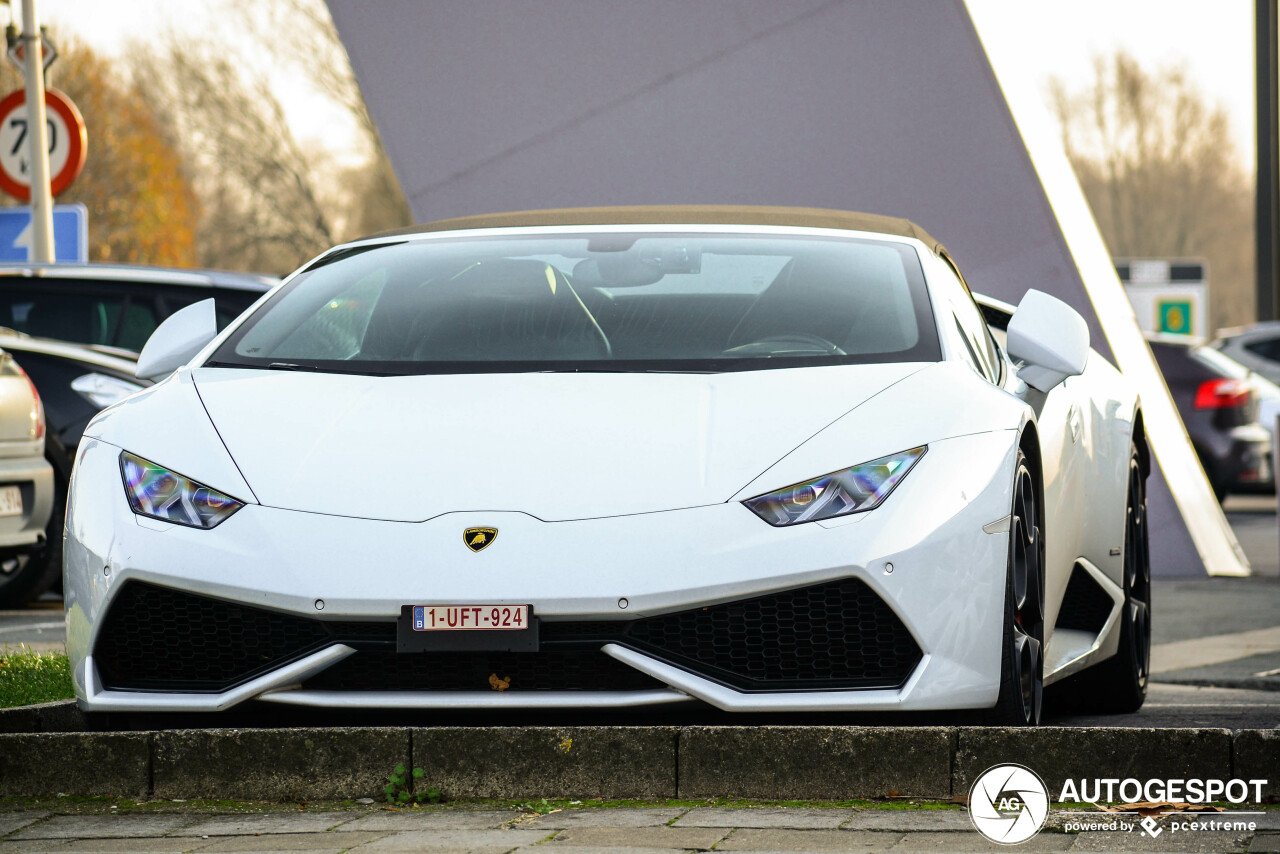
<box><xmin>1194</xmin><ymin>378</ymin><xmax>1253</xmax><ymax>410</ymax></box>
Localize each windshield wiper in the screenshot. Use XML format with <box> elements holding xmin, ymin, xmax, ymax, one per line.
<box><xmin>205</xmin><ymin>360</ymin><xmax>356</xmax><ymax>374</ymax></box>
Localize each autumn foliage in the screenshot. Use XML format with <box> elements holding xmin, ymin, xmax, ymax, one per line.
<box><xmin>0</xmin><ymin>41</ymin><xmax>199</xmax><ymax>266</ymax></box>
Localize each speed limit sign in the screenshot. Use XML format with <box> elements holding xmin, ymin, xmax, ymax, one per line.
<box><xmin>0</xmin><ymin>88</ymin><xmax>86</xmax><ymax>201</ymax></box>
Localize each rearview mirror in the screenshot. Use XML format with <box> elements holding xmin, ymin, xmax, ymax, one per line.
<box><xmin>136</xmin><ymin>299</ymin><xmax>217</xmax><ymax>381</ymax></box>
<box><xmin>1006</xmin><ymin>289</ymin><xmax>1089</xmax><ymax>392</ymax></box>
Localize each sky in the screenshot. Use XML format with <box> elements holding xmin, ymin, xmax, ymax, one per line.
<box><xmin>11</xmin><ymin>0</ymin><xmax>1262</xmax><ymax>171</ymax></box>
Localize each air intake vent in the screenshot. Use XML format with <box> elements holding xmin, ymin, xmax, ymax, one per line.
<box><xmin>1054</xmin><ymin>563</ymin><xmax>1116</xmax><ymax>635</ymax></box>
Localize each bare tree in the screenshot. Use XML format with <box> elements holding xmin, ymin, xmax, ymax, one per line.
<box><xmin>132</xmin><ymin>43</ymin><xmax>340</xmax><ymax>274</ymax></box>
<box><xmin>233</xmin><ymin>0</ymin><xmax>413</xmax><ymax>237</ymax></box>
<box><xmin>127</xmin><ymin>0</ymin><xmax>412</xmax><ymax>274</ymax></box>
<box><xmin>1050</xmin><ymin>51</ymin><xmax>1254</xmax><ymax>335</ymax></box>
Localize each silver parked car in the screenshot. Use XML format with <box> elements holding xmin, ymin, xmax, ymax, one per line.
<box><xmin>0</xmin><ymin>348</ymin><xmax>53</xmax><ymax>605</ymax></box>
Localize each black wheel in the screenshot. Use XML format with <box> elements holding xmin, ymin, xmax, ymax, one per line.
<box><xmin>984</xmin><ymin>449</ymin><xmax>1044</xmax><ymax>726</ymax></box>
<box><xmin>1066</xmin><ymin>444</ymin><xmax>1151</xmax><ymax>713</ymax></box>
<box><xmin>0</xmin><ymin>475</ymin><xmax>63</xmax><ymax>608</ymax></box>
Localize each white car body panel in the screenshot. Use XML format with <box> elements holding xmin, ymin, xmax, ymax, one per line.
<box><xmin>83</xmin><ymin>371</ymin><xmax>257</xmax><ymax>505</ymax></box>
<box><xmin>184</xmin><ymin>363</ymin><xmax>924</xmax><ymax>521</ymax></box>
<box><xmin>68</xmin><ymin>428</ymin><xmax>1016</xmax><ymax>711</ymax></box>
<box><xmin>64</xmin><ymin>218</ymin><xmax>1144</xmax><ymax>715</ymax></box>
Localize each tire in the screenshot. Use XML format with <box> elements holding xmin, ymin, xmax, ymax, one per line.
<box><xmin>0</xmin><ymin>474</ymin><xmax>63</xmax><ymax>608</ymax></box>
<box><xmin>1064</xmin><ymin>443</ymin><xmax>1151</xmax><ymax>713</ymax></box>
<box><xmin>983</xmin><ymin>449</ymin><xmax>1045</xmax><ymax>726</ymax></box>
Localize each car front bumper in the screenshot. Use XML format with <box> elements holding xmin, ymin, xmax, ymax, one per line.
<box><xmin>65</xmin><ymin>432</ymin><xmax>1018</xmax><ymax>713</ymax></box>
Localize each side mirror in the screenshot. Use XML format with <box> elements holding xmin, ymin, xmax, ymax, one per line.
<box><xmin>1006</xmin><ymin>289</ymin><xmax>1089</xmax><ymax>392</ymax></box>
<box><xmin>135</xmin><ymin>299</ymin><xmax>218</xmax><ymax>381</ymax></box>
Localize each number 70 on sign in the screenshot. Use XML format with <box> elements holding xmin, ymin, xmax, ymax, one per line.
<box><xmin>0</xmin><ymin>87</ymin><xmax>86</xmax><ymax>202</ymax></box>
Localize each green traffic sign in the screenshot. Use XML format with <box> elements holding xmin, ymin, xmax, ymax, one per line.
<box><xmin>1157</xmin><ymin>300</ymin><xmax>1194</xmax><ymax>335</ymax></box>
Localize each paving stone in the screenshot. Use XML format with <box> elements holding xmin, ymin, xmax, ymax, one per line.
<box><xmin>715</xmin><ymin>828</ymin><xmax>903</xmax><ymax>850</ymax></box>
<box><xmin>153</xmin><ymin>728</ymin><xmax>408</xmax><ymax>801</ymax></box>
<box><xmin>54</xmin><ymin>840</ymin><xmax>215</xmax><ymax>853</ymax></box>
<box><xmin>340</xmin><ymin>810</ymin><xmax>516</xmax><ymax>831</ymax></box>
<box><xmin>413</xmin><ymin>727</ymin><xmax>678</xmax><ymax>799</ymax></box>
<box><xmin>954</xmin><ymin>727</ymin><xmax>1233</xmax><ymax>796</ymax></box>
<box><xmin>0</xmin><ymin>810</ymin><xmax>50</xmax><ymax>835</ymax></box>
<box><xmin>0</xmin><ymin>842</ymin><xmax>67</xmax><ymax>853</ymax></box>
<box><xmin>1234</xmin><ymin>730</ymin><xmax>1280</xmax><ymax>802</ymax></box>
<box><xmin>197</xmin><ymin>832</ymin><xmax>384</xmax><ymax>852</ymax></box>
<box><xmin>172</xmin><ymin>813</ymin><xmax>361</xmax><ymax>837</ymax></box>
<box><xmin>510</xmin><ymin>848</ymin><xmax>685</xmax><ymax>854</ymax></box>
<box><xmin>842</xmin><ymin>810</ymin><xmax>973</xmax><ymax>831</ymax></box>
<box><xmin>0</xmin><ymin>733</ymin><xmax>150</xmax><ymax>798</ymax></box>
<box><xmin>348</xmin><ymin>850</ymin><xmax>518</xmax><ymax>854</ymax></box>
<box><xmin>22</xmin><ymin>701</ymin><xmax>89</xmax><ymax>733</ymax></box>
<box><xmin>542</xmin><ymin>826</ymin><xmax>726</xmax><ymax>848</ymax></box>
<box><xmin>1251</xmin><ymin>831</ymin><xmax>1280</xmax><ymax>853</ymax></box>
<box><xmin>887</xmin><ymin>830</ymin><xmax>1074</xmax><ymax>850</ymax></box>
<box><xmin>674</xmin><ymin>808</ymin><xmax>850</xmax><ymax>829</ymax></box>
<box><xmin>11</xmin><ymin>815</ymin><xmax>197</xmax><ymax>840</ymax></box>
<box><xmin>0</xmin><ymin>700</ymin><xmax>82</xmax><ymax>735</ymax></box>
<box><xmin>351</xmin><ymin>828</ymin><xmax>552</xmax><ymax>850</ymax></box>
<box><xmin>1071</xmin><ymin>829</ymin><xmax>1250</xmax><ymax>851</ymax></box>
<box><xmin>517</xmin><ymin>808</ymin><xmax>686</xmax><ymax>829</ymax></box>
<box><xmin>679</xmin><ymin>727</ymin><xmax>953</xmax><ymax>800</ymax></box>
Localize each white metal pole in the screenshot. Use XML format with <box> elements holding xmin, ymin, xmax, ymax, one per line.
<box><xmin>20</xmin><ymin>0</ymin><xmax>52</xmax><ymax>263</ymax></box>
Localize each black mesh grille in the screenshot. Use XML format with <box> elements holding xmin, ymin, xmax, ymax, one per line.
<box><xmin>625</xmin><ymin>578</ymin><xmax>918</xmax><ymax>690</ymax></box>
<box><xmin>94</xmin><ymin>582</ymin><xmax>394</xmax><ymax>692</ymax></box>
<box><xmin>95</xmin><ymin>578</ymin><xmax>920</xmax><ymax>694</ymax></box>
<box><xmin>304</xmin><ymin>649</ymin><xmax>664</xmax><ymax>692</ymax></box>
<box><xmin>1054</xmin><ymin>563</ymin><xmax>1116</xmax><ymax>634</ymax></box>
<box><xmin>544</xmin><ymin>579</ymin><xmax>920</xmax><ymax>691</ymax></box>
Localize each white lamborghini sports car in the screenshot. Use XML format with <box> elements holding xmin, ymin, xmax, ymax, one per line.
<box><xmin>64</xmin><ymin>207</ymin><xmax>1150</xmax><ymax>725</ymax></box>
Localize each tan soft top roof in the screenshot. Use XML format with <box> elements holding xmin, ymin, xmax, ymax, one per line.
<box><xmin>372</xmin><ymin>205</ymin><xmax>942</xmax><ymax>249</ymax></box>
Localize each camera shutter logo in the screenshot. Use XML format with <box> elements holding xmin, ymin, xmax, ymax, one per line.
<box><xmin>969</xmin><ymin>764</ymin><xmax>1050</xmax><ymax>845</ymax></box>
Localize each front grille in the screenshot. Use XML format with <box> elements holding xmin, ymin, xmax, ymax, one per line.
<box><xmin>304</xmin><ymin>649</ymin><xmax>665</xmax><ymax>692</ymax></box>
<box><xmin>620</xmin><ymin>579</ymin><xmax>919</xmax><ymax>690</ymax></box>
<box><xmin>94</xmin><ymin>582</ymin><xmax>394</xmax><ymax>692</ymax></box>
<box><xmin>95</xmin><ymin>578</ymin><xmax>920</xmax><ymax>695</ymax></box>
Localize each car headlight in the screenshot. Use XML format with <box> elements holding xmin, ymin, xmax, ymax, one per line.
<box><xmin>119</xmin><ymin>452</ymin><xmax>244</xmax><ymax>529</ymax></box>
<box><xmin>72</xmin><ymin>373</ymin><xmax>146</xmax><ymax>409</ymax></box>
<box><xmin>743</xmin><ymin>446</ymin><xmax>927</xmax><ymax>526</ymax></box>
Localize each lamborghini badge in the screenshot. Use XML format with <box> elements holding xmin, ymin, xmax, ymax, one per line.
<box><xmin>464</xmin><ymin>527</ymin><xmax>498</xmax><ymax>552</ymax></box>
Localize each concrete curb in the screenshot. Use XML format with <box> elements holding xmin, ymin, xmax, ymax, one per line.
<box><xmin>0</xmin><ymin>705</ymin><xmax>1274</xmax><ymax>801</ymax></box>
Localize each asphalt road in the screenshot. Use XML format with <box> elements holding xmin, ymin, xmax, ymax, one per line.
<box><xmin>3</xmin><ymin>497</ymin><xmax>1277</xmax><ymax>728</ymax></box>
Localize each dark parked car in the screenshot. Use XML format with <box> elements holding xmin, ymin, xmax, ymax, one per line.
<box><xmin>1147</xmin><ymin>334</ymin><xmax>1272</xmax><ymax>501</ymax></box>
<box><xmin>1213</xmin><ymin>321</ymin><xmax>1280</xmax><ymax>387</ymax></box>
<box><xmin>0</xmin><ymin>264</ymin><xmax>276</xmax><ymax>606</ymax></box>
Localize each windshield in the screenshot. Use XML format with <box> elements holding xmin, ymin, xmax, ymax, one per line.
<box><xmin>209</xmin><ymin>231</ymin><xmax>940</xmax><ymax>374</ymax></box>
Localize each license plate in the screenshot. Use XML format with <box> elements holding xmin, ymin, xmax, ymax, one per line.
<box><xmin>398</xmin><ymin>604</ymin><xmax>538</xmax><ymax>652</ymax></box>
<box><xmin>0</xmin><ymin>485</ymin><xmax>21</xmax><ymax>517</ymax></box>
<box><xmin>411</xmin><ymin>604</ymin><xmax>529</xmax><ymax>631</ymax></box>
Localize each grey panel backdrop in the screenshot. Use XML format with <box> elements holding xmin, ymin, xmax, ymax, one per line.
<box><xmin>327</xmin><ymin>0</ymin><xmax>1203</xmax><ymax>576</ymax></box>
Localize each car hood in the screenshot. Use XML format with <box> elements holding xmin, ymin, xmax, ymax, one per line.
<box><xmin>190</xmin><ymin>364</ymin><xmax>927</xmax><ymax>521</ymax></box>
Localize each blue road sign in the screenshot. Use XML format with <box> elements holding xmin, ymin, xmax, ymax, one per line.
<box><xmin>0</xmin><ymin>203</ymin><xmax>87</xmax><ymax>262</ymax></box>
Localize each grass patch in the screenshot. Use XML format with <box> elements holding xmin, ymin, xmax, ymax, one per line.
<box><xmin>0</xmin><ymin>645</ymin><xmax>74</xmax><ymax>708</ymax></box>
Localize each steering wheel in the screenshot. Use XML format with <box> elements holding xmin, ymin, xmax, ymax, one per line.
<box><xmin>724</xmin><ymin>333</ymin><xmax>847</xmax><ymax>356</ymax></box>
